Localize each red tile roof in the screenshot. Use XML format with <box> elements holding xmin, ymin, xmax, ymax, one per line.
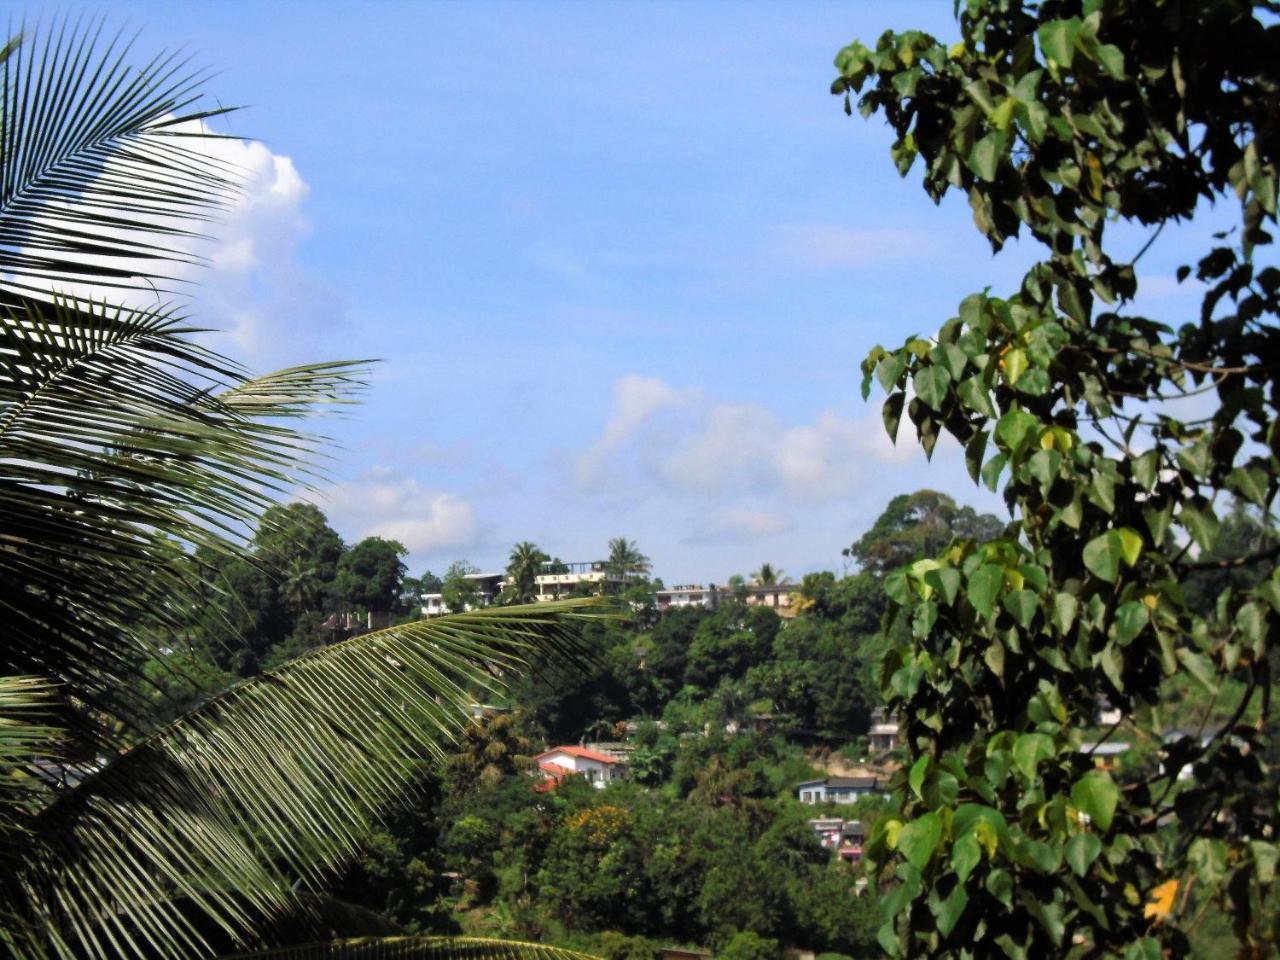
<box><xmin>534</xmin><ymin>760</ymin><xmax>570</xmax><ymax>792</ymax></box>
<box><xmin>534</xmin><ymin>746</ymin><xmax>619</xmax><ymax>765</ymax></box>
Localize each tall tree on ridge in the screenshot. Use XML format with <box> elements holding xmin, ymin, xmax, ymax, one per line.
<box><xmin>335</xmin><ymin>536</ymin><xmax>409</xmax><ymax>613</ymax></box>
<box><xmin>505</xmin><ymin>541</ymin><xmax>551</xmax><ymax>604</ymax></box>
<box><xmin>606</xmin><ymin>537</ymin><xmax>651</xmax><ymax>579</ymax></box>
<box><xmin>749</xmin><ymin>563</ymin><xmax>787</xmax><ymax>587</ymax></box>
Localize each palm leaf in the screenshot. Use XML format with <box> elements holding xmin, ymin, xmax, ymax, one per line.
<box><xmin>0</xmin><ymin>676</ymin><xmax>63</xmax><ymax>821</ymax></box>
<box><xmin>0</xmin><ymin>21</ymin><xmax>603</xmax><ymax>960</ymax></box>
<box><xmin>5</xmin><ymin>601</ymin><xmax>606</xmax><ymax>960</ymax></box>
<box><xmin>1</xmin><ymin>292</ymin><xmax>369</xmax><ymax>738</ymax></box>
<box><xmin>0</xmin><ymin>18</ymin><xmax>239</xmax><ymax>301</ymax></box>
<box><xmin>222</xmin><ymin>936</ymin><xmax>602</xmax><ymax>960</ymax></box>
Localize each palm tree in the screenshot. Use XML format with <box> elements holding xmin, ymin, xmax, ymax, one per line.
<box><xmin>605</xmin><ymin>536</ymin><xmax>651</xmax><ymax>579</ymax></box>
<box><xmin>280</xmin><ymin>555</ymin><xmax>325</xmax><ymax>615</ymax></box>
<box><xmin>0</xmin><ymin>24</ymin><xmax>599</xmax><ymax>960</ymax></box>
<box><xmin>503</xmin><ymin>541</ymin><xmax>549</xmax><ymax>604</ymax></box>
<box><xmin>749</xmin><ymin>562</ymin><xmax>788</xmax><ymax>586</ymax></box>
<box><xmin>444</xmin><ymin>712</ymin><xmax>533</xmax><ymax>794</ymax></box>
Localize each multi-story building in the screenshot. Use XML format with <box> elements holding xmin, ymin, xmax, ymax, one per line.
<box><xmin>654</xmin><ymin>584</ymin><xmax>723</xmax><ymax>612</ymax></box>
<box><xmin>533</xmin><ymin>560</ymin><xmax>632</xmax><ymax>601</ymax></box>
<box><xmin>743</xmin><ymin>583</ymin><xmax>793</xmax><ymax>611</ymax></box>
<box><xmin>654</xmin><ymin>581</ymin><xmax>794</xmax><ymax>613</ymax></box>
<box><xmin>868</xmin><ymin>706</ymin><xmax>900</xmax><ymax>754</ymax></box>
<box><xmin>807</xmin><ymin>818</ymin><xmax>867</xmax><ymax>863</ymax></box>
<box><xmin>420</xmin><ymin>571</ymin><xmax>505</xmax><ymax>616</ymax></box>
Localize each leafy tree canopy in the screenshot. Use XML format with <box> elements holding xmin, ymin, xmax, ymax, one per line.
<box><xmin>442</xmin><ymin>560</ymin><xmax>482</xmax><ymax>614</ymax></box>
<box><xmin>255</xmin><ymin>502</ymin><xmax>346</xmax><ymax>585</ymax></box>
<box><xmin>833</xmin><ymin>0</ymin><xmax>1279</xmax><ymax>956</ymax></box>
<box><xmin>335</xmin><ymin>536</ymin><xmax>409</xmax><ymax>613</ymax></box>
<box><xmin>404</xmin><ymin>570</ymin><xmax>446</xmax><ymax>605</ymax></box>
<box><xmin>844</xmin><ymin>490</ymin><xmax>1004</xmax><ymax>577</ymax></box>
<box><xmin>751</xmin><ymin>563</ymin><xmax>788</xmax><ymax>586</ymax></box>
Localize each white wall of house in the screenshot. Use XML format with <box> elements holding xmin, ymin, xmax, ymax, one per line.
<box><xmin>797</xmin><ymin>779</ymin><xmax>880</xmax><ymax>804</ymax></box>
<box><xmin>657</xmin><ymin>585</ymin><xmax>719</xmax><ymax>609</ymax></box>
<box><xmin>869</xmin><ymin>722</ymin><xmax>899</xmax><ymax>753</ymax></box>
<box><xmin>538</xmin><ymin>749</ymin><xmax>623</xmax><ymax>788</ymax></box>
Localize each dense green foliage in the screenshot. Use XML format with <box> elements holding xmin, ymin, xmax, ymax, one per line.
<box><xmin>334</xmin><ymin>723</ymin><xmax>882</xmax><ymax>958</ymax></box>
<box><xmin>504</xmin><ymin>543</ymin><xmax>553</xmax><ymax>604</ymax></box>
<box><xmin>13</xmin><ymin>5</ymin><xmax>1280</xmax><ymax>957</ymax></box>
<box><xmin>187</xmin><ymin>502</ymin><xmax>419</xmax><ymax>677</ymax></box>
<box><xmin>285</xmin><ymin>492</ymin><xmax>1011</xmax><ymax>959</ymax></box>
<box><xmin>833</xmin><ymin>1</ymin><xmax>1279</xmax><ymax>956</ymax></box>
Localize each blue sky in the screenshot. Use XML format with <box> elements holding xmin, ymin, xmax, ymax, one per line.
<box><xmin>61</xmin><ymin>1</ymin><xmax>1208</xmax><ymax>583</ymax></box>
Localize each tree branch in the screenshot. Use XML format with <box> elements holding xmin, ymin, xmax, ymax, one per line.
<box><xmin>1176</xmin><ymin>542</ymin><xmax>1280</xmax><ymax>570</ymax></box>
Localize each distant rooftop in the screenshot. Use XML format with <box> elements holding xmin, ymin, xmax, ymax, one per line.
<box><xmin>535</xmin><ymin>745</ymin><xmax>620</xmax><ymax>765</ymax></box>
<box><xmin>539</xmin><ymin>560</ymin><xmax>609</xmax><ymax>574</ymax></box>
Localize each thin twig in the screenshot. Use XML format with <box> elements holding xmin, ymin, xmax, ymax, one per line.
<box><xmin>1177</xmin><ymin>543</ymin><xmax>1280</xmax><ymax>571</ymax></box>
<box><xmin>1129</xmin><ymin>223</ymin><xmax>1166</xmax><ymax>267</ymax></box>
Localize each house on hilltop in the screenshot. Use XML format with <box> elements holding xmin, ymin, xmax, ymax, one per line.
<box><xmin>653</xmin><ymin>581</ymin><xmax>795</xmax><ymax>613</ymax></box>
<box><xmin>654</xmin><ymin>584</ymin><xmax>722</xmax><ymax>612</ymax></box>
<box><xmin>796</xmin><ymin>776</ymin><xmax>882</xmax><ymax>804</ymax></box>
<box><xmin>421</xmin><ymin>571</ymin><xmax>504</xmax><ymax>616</ymax></box>
<box><xmin>534</xmin><ymin>745</ymin><xmax>627</xmax><ymax>790</ymax></box>
<box><xmin>868</xmin><ymin>707</ymin><xmax>900</xmax><ymax>754</ymax></box>
<box><xmin>534</xmin><ymin>560</ymin><xmax>636</xmax><ymax>601</ymax></box>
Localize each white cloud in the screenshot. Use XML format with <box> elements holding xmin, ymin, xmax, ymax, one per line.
<box><xmin>572</xmin><ymin>374</ymin><xmax>697</xmax><ymax>486</ymax></box>
<box><xmin>314</xmin><ymin>468</ymin><xmax>478</xmax><ymax>554</ymax></box>
<box><xmin>684</xmin><ymin>507</ymin><xmax>794</xmax><ymax>545</ymax></box>
<box><xmin>573</xmin><ymin>374</ymin><xmax>925</xmax><ymax>506</ymax></box>
<box><xmin>368</xmin><ymin>496</ymin><xmax>477</xmax><ymax>555</ymax></box>
<box><xmin>771</xmin><ymin>224</ymin><xmax>937</xmax><ymax>269</ymax></box>
<box><xmin>184</xmin><ymin>137</ymin><xmax>346</xmax><ymax>361</ymax></box>
<box><xmin>17</xmin><ymin>119</ymin><xmax>338</xmax><ymax>365</ymax></box>
<box><xmin>661</xmin><ymin>402</ymin><xmax>774</xmax><ymax>491</ymax></box>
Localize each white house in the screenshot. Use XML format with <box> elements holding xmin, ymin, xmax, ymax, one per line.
<box><xmin>534</xmin><ymin>561</ymin><xmax>633</xmax><ymax>601</ymax></box>
<box><xmin>868</xmin><ymin>721</ymin><xmax>900</xmax><ymax>753</ymax></box>
<box><xmin>796</xmin><ymin>776</ymin><xmax>882</xmax><ymax>804</ymax></box>
<box><xmin>421</xmin><ymin>572</ymin><xmax>505</xmax><ymax>617</ymax></box>
<box><xmin>534</xmin><ymin>746</ymin><xmax>626</xmax><ymax>789</ymax></box>
<box><xmin>868</xmin><ymin>707</ymin><xmax>900</xmax><ymax>753</ymax></box>
<box><xmin>655</xmin><ymin>584</ymin><xmax>722</xmax><ymax>612</ymax></box>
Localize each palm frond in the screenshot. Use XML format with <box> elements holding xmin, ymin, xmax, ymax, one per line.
<box><xmin>0</xmin><ymin>18</ymin><xmax>240</xmax><ymax>300</ymax></box>
<box><xmin>7</xmin><ymin>601</ymin><xmax>607</xmax><ymax>960</ymax></box>
<box><xmin>223</xmin><ymin>936</ymin><xmax>602</xmax><ymax>960</ymax></box>
<box><xmin>0</xmin><ymin>292</ymin><xmax>369</xmax><ymax>735</ymax></box>
<box><xmin>0</xmin><ymin>676</ymin><xmax>62</xmax><ymax>816</ymax></box>
<box><xmin>0</xmin><ymin>21</ymin><xmax>604</xmax><ymax>960</ymax></box>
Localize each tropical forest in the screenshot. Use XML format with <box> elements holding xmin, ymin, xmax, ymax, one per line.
<box><xmin>1</xmin><ymin>3</ymin><xmax>1278</xmax><ymax>960</ymax></box>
